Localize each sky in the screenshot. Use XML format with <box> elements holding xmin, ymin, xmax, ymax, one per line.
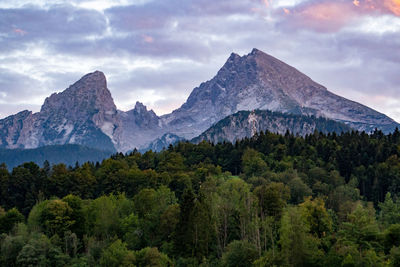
<box><xmin>1</xmin><ymin>0</ymin><xmax>400</xmax><ymax>122</ymax></box>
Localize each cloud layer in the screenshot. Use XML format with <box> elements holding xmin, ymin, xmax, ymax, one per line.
<box><xmin>0</xmin><ymin>0</ymin><xmax>399</xmax><ymax>122</ymax></box>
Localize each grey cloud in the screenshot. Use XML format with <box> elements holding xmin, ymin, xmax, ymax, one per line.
<box><xmin>106</xmin><ymin>0</ymin><xmax>261</xmax><ymax>31</ymax></box>
<box><xmin>0</xmin><ymin>5</ymin><xmax>107</xmax><ymax>54</ymax></box>
<box><xmin>0</xmin><ymin>68</ymin><xmax>44</xmax><ymax>101</ymax></box>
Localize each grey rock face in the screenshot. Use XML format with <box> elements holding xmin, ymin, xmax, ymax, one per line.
<box><xmin>117</xmin><ymin>101</ymin><xmax>162</xmax><ymax>152</ymax></box>
<box><xmin>140</xmin><ymin>133</ymin><xmax>185</xmax><ymax>152</ymax></box>
<box><xmin>0</xmin><ymin>71</ymin><xmax>120</xmax><ymax>151</ymax></box>
<box><xmin>0</xmin><ymin>71</ymin><xmax>164</xmax><ymax>152</ymax></box>
<box><xmin>192</xmin><ymin>110</ymin><xmax>352</xmax><ymax>144</ymax></box>
<box><xmin>0</xmin><ymin>110</ymin><xmax>33</xmax><ymax>149</ymax></box>
<box><xmin>161</xmin><ymin>48</ymin><xmax>399</xmax><ymax>138</ymax></box>
<box><xmin>0</xmin><ymin>49</ymin><xmax>398</xmax><ymax>153</ymax></box>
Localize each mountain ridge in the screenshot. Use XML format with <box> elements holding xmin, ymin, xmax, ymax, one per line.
<box><xmin>192</xmin><ymin>109</ymin><xmax>353</xmax><ymax>145</ymax></box>
<box><xmin>160</xmin><ymin>48</ymin><xmax>398</xmax><ymax>139</ymax></box>
<box><xmin>0</xmin><ymin>48</ymin><xmax>398</xmax><ymax>152</ymax></box>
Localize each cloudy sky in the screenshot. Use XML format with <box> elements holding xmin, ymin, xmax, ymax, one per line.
<box><xmin>1</xmin><ymin>0</ymin><xmax>400</xmax><ymax>122</ymax></box>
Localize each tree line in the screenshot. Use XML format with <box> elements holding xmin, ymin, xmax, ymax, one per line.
<box><xmin>1</xmin><ymin>129</ymin><xmax>400</xmax><ymax>266</ymax></box>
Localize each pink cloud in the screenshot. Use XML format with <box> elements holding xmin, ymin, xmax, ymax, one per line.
<box><xmin>285</xmin><ymin>2</ymin><xmax>356</xmax><ymax>32</ymax></box>
<box><xmin>263</xmin><ymin>0</ymin><xmax>271</xmax><ymax>8</ymax></box>
<box><xmin>380</xmin><ymin>0</ymin><xmax>400</xmax><ymax>15</ymax></box>
<box><xmin>279</xmin><ymin>0</ymin><xmax>400</xmax><ymax>32</ymax></box>
<box><xmin>13</xmin><ymin>28</ymin><xmax>27</xmax><ymax>36</ymax></box>
<box><xmin>142</xmin><ymin>34</ymin><xmax>154</xmax><ymax>43</ymax></box>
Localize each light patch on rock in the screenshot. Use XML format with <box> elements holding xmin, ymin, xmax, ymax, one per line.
<box><xmin>247</xmin><ymin>111</ymin><xmax>258</xmax><ymax>137</ymax></box>
<box><xmin>100</xmin><ymin>122</ymin><xmax>115</xmax><ymax>141</ymax></box>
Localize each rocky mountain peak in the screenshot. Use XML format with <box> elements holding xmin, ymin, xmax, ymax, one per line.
<box><xmin>162</xmin><ymin>48</ymin><xmax>399</xmax><ymax>139</ymax></box>
<box><xmin>250</xmin><ymin>48</ymin><xmax>262</xmax><ymax>54</ymax></box>
<box><xmin>227</xmin><ymin>52</ymin><xmax>240</xmax><ymax>61</ymax></box>
<box><xmin>41</xmin><ymin>70</ymin><xmax>116</xmax><ymax>115</ymax></box>
<box><xmin>0</xmin><ymin>48</ymin><xmax>399</xmax><ymax>154</ymax></box>
<box><xmin>79</xmin><ymin>70</ymin><xmax>106</xmax><ymax>86</ymax></box>
<box><xmin>134</xmin><ymin>101</ymin><xmax>148</xmax><ymax>113</ymax></box>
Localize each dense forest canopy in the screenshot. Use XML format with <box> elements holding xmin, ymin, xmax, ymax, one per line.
<box><xmin>2</xmin><ymin>129</ymin><xmax>400</xmax><ymax>266</ymax></box>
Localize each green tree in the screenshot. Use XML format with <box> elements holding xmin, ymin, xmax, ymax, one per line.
<box><xmin>300</xmin><ymin>197</ymin><xmax>332</xmax><ymax>238</ymax></box>
<box><xmin>134</xmin><ymin>247</ymin><xmax>172</xmax><ymax>267</ymax></box>
<box><xmin>338</xmin><ymin>203</ymin><xmax>380</xmax><ymax>258</ymax></box>
<box><xmin>0</xmin><ymin>224</ymin><xmax>28</xmax><ymax>266</ymax></box>
<box><xmin>221</xmin><ymin>240</ymin><xmax>258</xmax><ymax>267</ymax></box>
<box><xmin>279</xmin><ymin>206</ymin><xmax>322</xmax><ymax>267</ymax></box>
<box><xmin>384</xmin><ymin>224</ymin><xmax>400</xmax><ymax>253</ymax></box>
<box><xmin>379</xmin><ymin>192</ymin><xmax>400</xmax><ymax>228</ymax></box>
<box><xmin>242</xmin><ymin>148</ymin><xmax>268</xmax><ymax>178</ymax></box>
<box><xmin>288</xmin><ymin>177</ymin><xmax>312</xmax><ymax>204</ymax></box>
<box><xmin>62</xmin><ymin>194</ymin><xmax>86</xmax><ymax>238</ymax></box>
<box><xmin>254</xmin><ymin>182</ymin><xmax>290</xmax><ymax>219</ymax></box>
<box><xmin>8</xmin><ymin>162</ymin><xmax>42</xmax><ymax>215</ymax></box>
<box><xmin>16</xmin><ymin>233</ymin><xmax>51</xmax><ymax>267</ymax></box>
<box><xmin>99</xmin><ymin>239</ymin><xmax>135</xmax><ymax>267</ymax></box>
<box><xmin>40</xmin><ymin>199</ymin><xmax>74</xmax><ymax>237</ymax></box>
<box><xmin>0</xmin><ymin>208</ymin><xmax>24</xmax><ymax>234</ymax></box>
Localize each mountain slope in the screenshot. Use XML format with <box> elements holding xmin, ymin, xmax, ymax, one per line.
<box><xmin>0</xmin><ymin>71</ymin><xmax>162</xmax><ymax>152</ymax></box>
<box><xmin>0</xmin><ymin>49</ymin><xmax>398</xmax><ymax>153</ymax></box>
<box><xmin>0</xmin><ymin>71</ymin><xmax>120</xmax><ymax>151</ymax></box>
<box><xmin>192</xmin><ymin>110</ymin><xmax>353</xmax><ymax>144</ymax></box>
<box><xmin>118</xmin><ymin>101</ymin><xmax>162</xmax><ymax>152</ymax></box>
<box><xmin>161</xmin><ymin>49</ymin><xmax>398</xmax><ymax>138</ymax></box>
<box><xmin>140</xmin><ymin>133</ymin><xmax>185</xmax><ymax>152</ymax></box>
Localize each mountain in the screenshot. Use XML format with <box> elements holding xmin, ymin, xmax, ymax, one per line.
<box><xmin>0</xmin><ymin>144</ymin><xmax>113</xmax><ymax>169</ymax></box>
<box><xmin>0</xmin><ymin>71</ymin><xmax>120</xmax><ymax>151</ymax></box>
<box><xmin>0</xmin><ymin>49</ymin><xmax>398</xmax><ymax>153</ymax></box>
<box><xmin>0</xmin><ymin>71</ymin><xmax>160</xmax><ymax>152</ymax></box>
<box><xmin>140</xmin><ymin>133</ymin><xmax>185</xmax><ymax>152</ymax></box>
<box><xmin>161</xmin><ymin>48</ymin><xmax>399</xmax><ymax>139</ymax></box>
<box><xmin>118</xmin><ymin>101</ymin><xmax>161</xmax><ymax>152</ymax></box>
<box><xmin>192</xmin><ymin>110</ymin><xmax>352</xmax><ymax>144</ymax></box>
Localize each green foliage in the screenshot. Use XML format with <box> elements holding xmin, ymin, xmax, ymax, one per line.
<box><xmin>254</xmin><ymin>182</ymin><xmax>290</xmax><ymax>219</ymax></box>
<box><xmin>221</xmin><ymin>240</ymin><xmax>258</xmax><ymax>267</ymax></box>
<box><xmin>300</xmin><ymin>197</ymin><xmax>332</xmax><ymax>238</ymax></box>
<box><xmin>1</xmin><ymin>129</ymin><xmax>400</xmax><ymax>265</ymax></box>
<box><xmin>338</xmin><ymin>202</ymin><xmax>381</xmax><ymax>256</ymax></box>
<box><xmin>39</xmin><ymin>199</ymin><xmax>75</xmax><ymax>237</ymax></box>
<box><xmin>0</xmin><ymin>207</ymin><xmax>24</xmax><ymax>234</ymax></box>
<box><xmin>99</xmin><ymin>239</ymin><xmax>135</xmax><ymax>267</ymax></box>
<box><xmin>379</xmin><ymin>192</ymin><xmax>400</xmax><ymax>228</ymax></box>
<box><xmin>242</xmin><ymin>148</ymin><xmax>268</xmax><ymax>178</ymax></box>
<box><xmin>134</xmin><ymin>247</ymin><xmax>172</xmax><ymax>266</ymax></box>
<box><xmin>280</xmin><ymin>206</ymin><xmax>323</xmax><ymax>266</ymax></box>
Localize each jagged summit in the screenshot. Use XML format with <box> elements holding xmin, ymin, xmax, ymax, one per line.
<box><xmin>0</xmin><ymin>49</ymin><xmax>399</xmax><ymax>153</ymax></box>
<box><xmin>161</xmin><ymin>48</ymin><xmax>398</xmax><ymax>138</ymax></box>
<box><xmin>80</xmin><ymin>70</ymin><xmax>106</xmax><ymax>80</ymax></box>
<box><xmin>0</xmin><ymin>71</ymin><xmax>120</xmax><ymax>151</ymax></box>
<box><xmin>133</xmin><ymin>101</ymin><xmax>151</xmax><ymax>114</ymax></box>
<box><xmin>63</xmin><ymin>70</ymin><xmax>107</xmax><ymax>95</ymax></box>
<box><xmin>40</xmin><ymin>70</ymin><xmax>117</xmax><ymax>120</ymax></box>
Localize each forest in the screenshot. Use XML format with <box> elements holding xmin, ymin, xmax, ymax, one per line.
<box><xmin>2</xmin><ymin>129</ymin><xmax>400</xmax><ymax>266</ymax></box>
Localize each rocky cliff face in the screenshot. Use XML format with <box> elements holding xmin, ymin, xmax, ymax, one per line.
<box><xmin>192</xmin><ymin>110</ymin><xmax>352</xmax><ymax>144</ymax></box>
<box><xmin>0</xmin><ymin>71</ymin><xmax>163</xmax><ymax>152</ymax></box>
<box><xmin>0</xmin><ymin>71</ymin><xmax>121</xmax><ymax>151</ymax></box>
<box><xmin>161</xmin><ymin>48</ymin><xmax>399</xmax><ymax>138</ymax></box>
<box><xmin>118</xmin><ymin>101</ymin><xmax>161</xmax><ymax>152</ymax></box>
<box><xmin>0</xmin><ymin>110</ymin><xmax>33</xmax><ymax>149</ymax></box>
<box><xmin>140</xmin><ymin>133</ymin><xmax>185</xmax><ymax>152</ymax></box>
<box><xmin>0</xmin><ymin>49</ymin><xmax>398</xmax><ymax>152</ymax></box>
